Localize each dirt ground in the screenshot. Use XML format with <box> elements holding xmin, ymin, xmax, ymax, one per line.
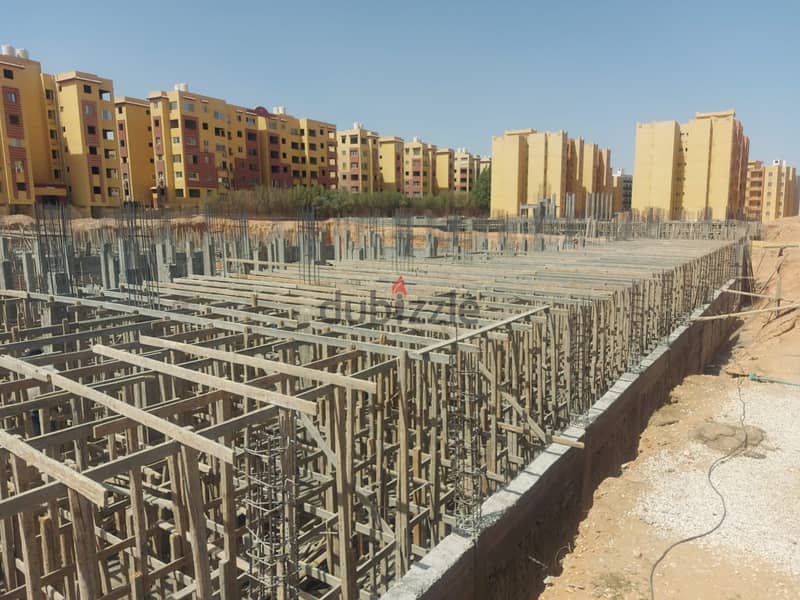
<box><xmin>539</xmin><ymin>217</ymin><xmax>800</xmax><ymax>600</ymax></box>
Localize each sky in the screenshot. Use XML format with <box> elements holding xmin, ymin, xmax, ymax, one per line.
<box><xmin>4</xmin><ymin>0</ymin><xmax>799</xmax><ymax>171</ymax></box>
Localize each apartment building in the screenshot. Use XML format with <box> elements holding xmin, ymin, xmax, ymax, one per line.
<box><xmin>378</xmin><ymin>136</ymin><xmax>403</xmax><ymax>193</ymax></box>
<box><xmin>148</xmin><ymin>84</ymin><xmax>262</xmax><ymax>206</ymax></box>
<box><xmin>337</xmin><ymin>123</ymin><xmax>379</xmax><ymax>193</ymax></box>
<box><xmin>434</xmin><ymin>147</ymin><xmax>454</xmax><ymax>193</ymax></box>
<box><xmin>115</xmin><ymin>97</ymin><xmax>155</xmax><ymax>204</ymax></box>
<box><xmin>490</xmin><ymin>128</ymin><xmax>611</xmax><ymax>217</ymax></box>
<box><xmin>632</xmin><ymin>110</ymin><xmax>749</xmax><ymax>220</ymax></box>
<box><xmin>745</xmin><ymin>160</ymin><xmax>797</xmax><ymax>222</ymax></box>
<box><xmin>453</xmin><ymin>148</ymin><xmax>480</xmax><ymax>193</ymax></box>
<box><xmin>404</xmin><ymin>137</ymin><xmax>436</xmax><ymax>197</ymax></box>
<box><xmin>612</xmin><ymin>168</ymin><xmax>633</xmax><ymax>212</ymax></box>
<box><xmin>55</xmin><ymin>70</ymin><xmax>123</xmax><ymax>213</ymax></box>
<box><xmin>0</xmin><ymin>46</ymin><xmax>67</xmax><ymax>213</ymax></box>
<box><xmin>490</xmin><ymin>131</ymin><xmax>528</xmax><ymax>214</ymax></box>
<box><xmin>256</xmin><ymin>106</ymin><xmax>337</xmax><ymax>191</ymax></box>
<box><xmin>479</xmin><ymin>157</ymin><xmax>491</xmax><ymax>174</ymax></box>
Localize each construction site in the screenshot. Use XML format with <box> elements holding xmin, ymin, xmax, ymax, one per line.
<box><xmin>0</xmin><ymin>206</ymin><xmax>769</xmax><ymax>600</ymax></box>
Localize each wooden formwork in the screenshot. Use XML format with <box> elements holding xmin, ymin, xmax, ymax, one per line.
<box><xmin>0</xmin><ymin>238</ymin><xmax>744</xmax><ymax>599</ymax></box>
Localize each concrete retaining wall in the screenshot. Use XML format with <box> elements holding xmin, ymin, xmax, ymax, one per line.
<box><xmin>382</xmin><ymin>280</ymin><xmax>739</xmax><ymax>600</ymax></box>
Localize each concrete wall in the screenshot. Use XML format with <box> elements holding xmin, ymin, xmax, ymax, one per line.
<box><xmin>382</xmin><ymin>280</ymin><xmax>739</xmax><ymax>600</ymax></box>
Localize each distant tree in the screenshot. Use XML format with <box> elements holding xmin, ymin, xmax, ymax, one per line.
<box><xmin>472</xmin><ymin>167</ymin><xmax>491</xmax><ymax>211</ymax></box>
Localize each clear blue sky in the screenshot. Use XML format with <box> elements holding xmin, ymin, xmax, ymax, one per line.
<box><xmin>5</xmin><ymin>0</ymin><xmax>799</xmax><ymax>171</ymax></box>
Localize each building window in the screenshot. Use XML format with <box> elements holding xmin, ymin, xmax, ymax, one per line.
<box><xmin>184</xmin><ymin>119</ymin><xmax>197</xmax><ymax>130</ymax></box>
<box><xmin>3</xmin><ymin>69</ymin><xmax>14</xmax><ymax>79</ymax></box>
<box><xmin>91</xmin><ymin>166</ymin><xmax>100</xmax><ymax>175</ymax></box>
<box><xmin>8</xmin><ymin>114</ymin><xmax>20</xmax><ymax>126</ymax></box>
<box><xmin>88</xmin><ymin>146</ymin><xmax>98</xmax><ymax>155</ymax></box>
<box><xmin>84</xmin><ymin>104</ymin><xmax>94</xmax><ymax>116</ymax></box>
<box><xmin>170</xmin><ymin>119</ymin><xmax>179</xmax><ymax>129</ymax></box>
<box><xmin>83</xmin><ymin>84</ymin><xmax>92</xmax><ymax>94</ymax></box>
<box><xmin>176</xmin><ymin>188</ymin><xmax>185</xmax><ymax>198</ymax></box>
<box><xmin>101</xmin><ymin>109</ymin><xmax>113</xmax><ymax>120</ymax></box>
<box><xmin>189</xmin><ymin>189</ymin><xmax>200</xmax><ymax>198</ymax></box>
<box><xmin>54</xmin><ymin>169</ymin><xmax>61</xmax><ymax>179</ymax></box>
<box><xmin>172</xmin><ymin>136</ymin><xmax>181</xmax><ymax>144</ymax></box>
<box><xmin>87</xmin><ymin>125</ymin><xmax>97</xmax><ymax>135</ymax></box>
<box><xmin>6</xmin><ymin>91</ymin><xmax>17</xmax><ymax>104</ymax></box>
<box><xmin>16</xmin><ymin>182</ymin><xmax>26</xmax><ymax>191</ymax></box>
<box><xmin>175</xmin><ymin>171</ymin><xmax>183</xmax><ymax>178</ymax></box>
<box><xmin>173</xmin><ymin>154</ymin><xmax>182</xmax><ymax>163</ymax></box>
<box><xmin>102</xmin><ymin>129</ymin><xmax>114</xmax><ymax>140</ymax></box>
<box><xmin>93</xmin><ymin>186</ymin><xmax>102</xmax><ymax>194</ymax></box>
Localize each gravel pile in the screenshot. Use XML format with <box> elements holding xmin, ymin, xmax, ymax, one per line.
<box><xmin>634</xmin><ymin>380</ymin><xmax>800</xmax><ymax>576</ymax></box>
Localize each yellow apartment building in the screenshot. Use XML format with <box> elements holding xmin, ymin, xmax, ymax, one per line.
<box><xmin>745</xmin><ymin>160</ymin><xmax>797</xmax><ymax>222</ymax></box>
<box><xmin>379</xmin><ymin>136</ymin><xmax>404</xmax><ymax>193</ymax></box>
<box><xmin>434</xmin><ymin>147</ymin><xmax>454</xmax><ymax>193</ymax></box>
<box><xmin>404</xmin><ymin>137</ymin><xmax>436</xmax><ymax>196</ymax></box>
<box><xmin>633</xmin><ymin>110</ymin><xmax>749</xmax><ymax>220</ymax></box>
<box><xmin>115</xmin><ymin>97</ymin><xmax>155</xmax><ymax>204</ymax></box>
<box><xmin>337</xmin><ymin>123</ymin><xmax>380</xmax><ymax>193</ymax></box>
<box><xmin>55</xmin><ymin>70</ymin><xmax>121</xmax><ymax>214</ymax></box>
<box><xmin>490</xmin><ymin>128</ymin><xmax>611</xmax><ymax>217</ymax></box>
<box><xmin>148</xmin><ymin>84</ymin><xmax>263</xmax><ymax>206</ymax></box>
<box><xmin>490</xmin><ymin>130</ymin><xmax>528</xmax><ymax>215</ymax></box>
<box><xmin>256</xmin><ymin>106</ymin><xmax>337</xmax><ymax>190</ymax></box>
<box><xmin>528</xmin><ymin>131</ymin><xmax>568</xmax><ymax>206</ymax></box>
<box><xmin>0</xmin><ymin>46</ymin><xmax>67</xmax><ymax>214</ymax></box>
<box><xmin>453</xmin><ymin>148</ymin><xmax>480</xmax><ymax>193</ymax></box>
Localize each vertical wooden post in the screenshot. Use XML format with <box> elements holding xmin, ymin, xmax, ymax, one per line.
<box><xmin>68</xmin><ymin>488</ymin><xmax>99</xmax><ymax>600</ymax></box>
<box><xmin>180</xmin><ymin>446</ymin><xmax>214</xmax><ymax>599</ymax></box>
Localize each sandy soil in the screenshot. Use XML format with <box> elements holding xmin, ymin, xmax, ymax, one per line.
<box><xmin>539</xmin><ymin>218</ymin><xmax>800</xmax><ymax>600</ymax></box>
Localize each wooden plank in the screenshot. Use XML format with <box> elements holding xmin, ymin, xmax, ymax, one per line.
<box><xmin>138</xmin><ymin>334</ymin><xmax>377</xmax><ymax>394</ymax></box>
<box><xmin>92</xmin><ymin>344</ymin><xmax>317</xmax><ymax>415</ymax></box>
<box><xmin>0</xmin><ymin>431</ymin><xmax>108</xmax><ymax>507</ymax></box>
<box><xmin>0</xmin><ymin>355</ymin><xmax>235</xmax><ymax>464</ymax></box>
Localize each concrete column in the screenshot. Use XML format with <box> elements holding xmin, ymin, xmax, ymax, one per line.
<box><xmin>22</xmin><ymin>252</ymin><xmax>37</xmax><ymax>292</ymax></box>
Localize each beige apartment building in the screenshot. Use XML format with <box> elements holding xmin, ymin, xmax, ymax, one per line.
<box><xmin>404</xmin><ymin>137</ymin><xmax>436</xmax><ymax>196</ymax></box>
<box><xmin>56</xmin><ymin>71</ymin><xmax>123</xmax><ymax>213</ymax></box>
<box><xmin>490</xmin><ymin>128</ymin><xmax>611</xmax><ymax>216</ymax></box>
<box><xmin>453</xmin><ymin>148</ymin><xmax>480</xmax><ymax>193</ymax></box>
<box><xmin>115</xmin><ymin>96</ymin><xmax>155</xmax><ymax>204</ymax></box>
<box><xmin>257</xmin><ymin>106</ymin><xmax>337</xmax><ymax>191</ymax></box>
<box><xmin>379</xmin><ymin>136</ymin><xmax>403</xmax><ymax>193</ymax></box>
<box><xmin>632</xmin><ymin>110</ymin><xmax>749</xmax><ymax>219</ymax></box>
<box><xmin>612</xmin><ymin>168</ymin><xmax>633</xmax><ymax>213</ymax></box>
<box><xmin>745</xmin><ymin>160</ymin><xmax>797</xmax><ymax>222</ymax></box>
<box><xmin>338</xmin><ymin>123</ymin><xmax>380</xmax><ymax>193</ymax></box>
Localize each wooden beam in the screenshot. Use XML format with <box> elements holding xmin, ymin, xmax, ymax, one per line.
<box><xmin>92</xmin><ymin>344</ymin><xmax>318</xmax><ymax>415</ymax></box>
<box><xmin>0</xmin><ymin>355</ymin><xmax>235</xmax><ymax>464</ymax></box>
<box><xmin>138</xmin><ymin>334</ymin><xmax>377</xmax><ymax>394</ymax></box>
<box><xmin>0</xmin><ymin>430</ymin><xmax>108</xmax><ymax>507</ymax></box>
